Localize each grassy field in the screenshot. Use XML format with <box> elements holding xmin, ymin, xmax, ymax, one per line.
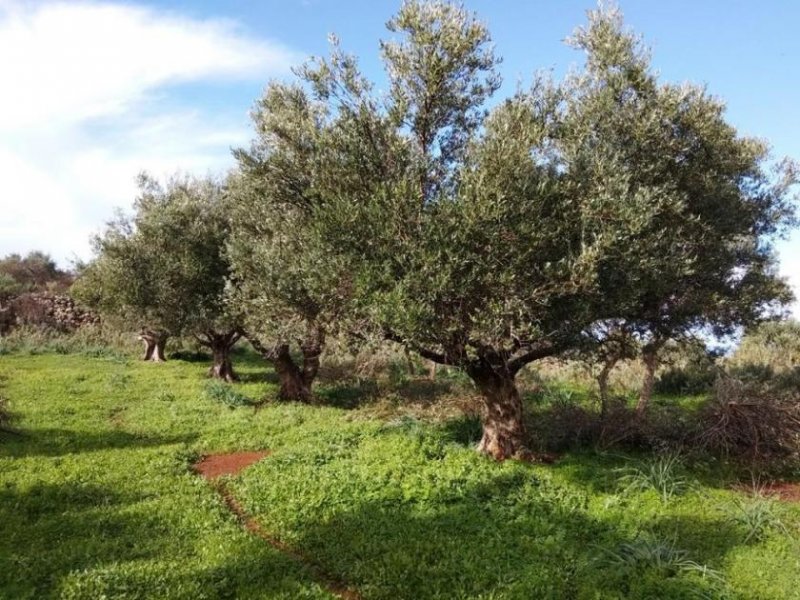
<box><xmin>1</xmin><ymin>351</ymin><xmax>798</xmax><ymax>599</ymax></box>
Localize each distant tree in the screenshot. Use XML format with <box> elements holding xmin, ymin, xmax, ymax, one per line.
<box><xmin>571</xmin><ymin>322</ymin><xmax>639</xmax><ymax>416</ymax></box>
<box><xmin>73</xmin><ymin>174</ymin><xmax>242</xmax><ymax>379</ymax></box>
<box><xmin>0</xmin><ymin>251</ymin><xmax>71</xmax><ymax>298</ymax></box>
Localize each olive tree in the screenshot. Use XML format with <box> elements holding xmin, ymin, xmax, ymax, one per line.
<box><xmin>74</xmin><ymin>174</ymin><xmax>242</xmax><ymax>379</ymax></box>
<box><xmin>237</xmin><ymin>1</ymin><xmax>796</xmax><ymax>458</ymax></box>
<box><xmin>227</xmin><ymin>80</ymin><xmax>365</xmax><ymax>401</ymax></box>
<box><xmin>560</xmin><ymin>6</ymin><xmax>796</xmax><ymax>414</ymax></box>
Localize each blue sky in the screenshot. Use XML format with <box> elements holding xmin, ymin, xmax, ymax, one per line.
<box><xmin>1</xmin><ymin>0</ymin><xmax>798</xmax><ymax>311</ymax></box>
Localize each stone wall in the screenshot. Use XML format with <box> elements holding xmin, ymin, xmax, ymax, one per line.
<box><xmin>0</xmin><ymin>293</ymin><xmax>99</xmax><ymax>334</ymax></box>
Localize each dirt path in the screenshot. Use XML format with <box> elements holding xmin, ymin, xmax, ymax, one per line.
<box><xmin>762</xmin><ymin>481</ymin><xmax>800</xmax><ymax>503</ymax></box>
<box><xmin>194</xmin><ymin>452</ymin><xmax>361</xmax><ymax>600</ymax></box>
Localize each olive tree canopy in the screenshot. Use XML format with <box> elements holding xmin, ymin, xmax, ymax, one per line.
<box><xmin>74</xmin><ymin>174</ymin><xmax>242</xmax><ymax>379</ymax></box>
<box><xmin>233</xmin><ymin>1</ymin><xmax>797</xmax><ymax>457</ymax></box>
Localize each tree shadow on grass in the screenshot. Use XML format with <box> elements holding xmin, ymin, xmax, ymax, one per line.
<box><xmin>282</xmin><ymin>470</ymin><xmax>735</xmax><ymax>599</ymax></box>
<box><xmin>0</xmin><ymin>481</ymin><xmax>163</xmax><ymax>597</ymax></box>
<box><xmin>0</xmin><ymin>480</ymin><xmax>335</xmax><ymax>599</ymax></box>
<box><xmin>314</xmin><ymin>377</ymin><xmax>465</xmax><ymax>411</ymax></box>
<box><xmin>0</xmin><ymin>427</ymin><xmax>197</xmax><ymax>458</ymax></box>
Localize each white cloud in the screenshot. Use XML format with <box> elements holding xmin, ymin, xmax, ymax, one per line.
<box><xmin>0</xmin><ymin>1</ymin><xmax>300</xmax><ymax>265</ymax></box>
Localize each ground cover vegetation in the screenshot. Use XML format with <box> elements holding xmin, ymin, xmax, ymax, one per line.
<box><xmin>0</xmin><ymin>350</ymin><xmax>798</xmax><ymax>599</ymax></box>
<box><xmin>2</xmin><ymin>1</ymin><xmax>800</xmax><ymax>598</ymax></box>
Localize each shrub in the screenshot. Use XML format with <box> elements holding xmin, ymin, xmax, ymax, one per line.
<box><xmin>723</xmin><ymin>492</ymin><xmax>787</xmax><ymax>543</ymax></box>
<box><xmin>203</xmin><ymin>381</ymin><xmax>253</xmax><ymax>408</ymax></box>
<box><xmin>728</xmin><ymin>320</ymin><xmax>800</xmax><ymax>390</ymax></box>
<box><xmin>655</xmin><ymin>339</ymin><xmax>719</xmax><ymax>395</ymax></box>
<box><xmin>696</xmin><ymin>377</ymin><xmax>800</xmax><ymax>466</ymax></box>
<box><xmin>617</xmin><ymin>453</ymin><xmax>690</xmax><ymax>504</ymax></box>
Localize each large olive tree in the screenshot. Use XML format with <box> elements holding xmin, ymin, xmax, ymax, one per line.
<box><xmin>237</xmin><ymin>1</ymin><xmax>796</xmax><ymax>458</ymax></box>
<box><xmin>74</xmin><ymin>174</ymin><xmax>242</xmax><ymax>380</ymax></box>
<box><xmin>227</xmin><ymin>80</ymin><xmax>367</xmax><ymax>401</ymax></box>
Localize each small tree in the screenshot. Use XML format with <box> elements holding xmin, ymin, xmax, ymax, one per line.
<box><xmin>227</xmin><ymin>81</ymin><xmax>362</xmax><ymax>401</ymax></box>
<box><xmin>74</xmin><ymin>174</ymin><xmax>242</xmax><ymax>379</ymax></box>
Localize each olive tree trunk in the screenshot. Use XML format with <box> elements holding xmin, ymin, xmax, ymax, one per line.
<box><xmin>247</xmin><ymin>324</ymin><xmax>325</xmax><ymax>403</ymax></box>
<box><xmin>139</xmin><ymin>330</ymin><xmax>168</xmax><ymax>362</ymax></box>
<box><xmin>597</xmin><ymin>356</ymin><xmax>619</xmax><ymax>419</ymax></box>
<box><xmin>208</xmin><ymin>331</ymin><xmax>242</xmax><ymax>382</ymax></box>
<box><xmin>467</xmin><ymin>362</ymin><xmax>530</xmax><ymax>461</ymax></box>
<box><xmin>273</xmin><ymin>344</ymin><xmax>312</xmax><ymax>401</ymax></box>
<box><xmin>635</xmin><ymin>342</ymin><xmax>663</xmax><ymax>416</ymax></box>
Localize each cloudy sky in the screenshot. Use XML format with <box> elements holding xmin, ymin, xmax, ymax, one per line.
<box><xmin>1</xmin><ymin>0</ymin><xmax>798</xmax><ymax>311</ymax></box>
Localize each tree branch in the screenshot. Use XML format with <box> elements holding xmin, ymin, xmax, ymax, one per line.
<box><xmin>383</xmin><ymin>329</ymin><xmax>459</xmax><ymax>367</ymax></box>
<box><xmin>507</xmin><ymin>340</ymin><xmax>562</xmax><ymax>375</ymax></box>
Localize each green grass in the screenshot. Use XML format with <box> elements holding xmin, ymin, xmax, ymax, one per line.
<box><xmin>1</xmin><ymin>352</ymin><xmax>799</xmax><ymax>599</ymax></box>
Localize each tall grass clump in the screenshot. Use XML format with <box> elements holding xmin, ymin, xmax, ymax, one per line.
<box><xmin>596</xmin><ymin>535</ymin><xmax>724</xmax><ymax>583</ymax></box>
<box><xmin>203</xmin><ymin>380</ymin><xmax>253</xmax><ymax>408</ymax></box>
<box><xmin>723</xmin><ymin>492</ymin><xmax>787</xmax><ymax>543</ymax></box>
<box><xmin>617</xmin><ymin>453</ymin><xmax>690</xmax><ymax>503</ymax></box>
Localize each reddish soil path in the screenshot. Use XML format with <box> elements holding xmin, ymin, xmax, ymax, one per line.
<box><xmin>194</xmin><ymin>452</ymin><xmax>361</xmax><ymax>600</ymax></box>
<box><xmin>762</xmin><ymin>481</ymin><xmax>800</xmax><ymax>503</ymax></box>
<box><xmin>733</xmin><ymin>481</ymin><xmax>800</xmax><ymax>503</ymax></box>
<box><xmin>193</xmin><ymin>451</ymin><xmax>270</xmax><ymax>479</ymax></box>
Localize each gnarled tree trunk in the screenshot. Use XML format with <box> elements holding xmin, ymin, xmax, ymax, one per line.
<box><xmin>139</xmin><ymin>330</ymin><xmax>168</xmax><ymax>362</ymax></box>
<box><xmin>247</xmin><ymin>323</ymin><xmax>325</xmax><ymax>403</ymax></box>
<box><xmin>467</xmin><ymin>361</ymin><xmax>530</xmax><ymax>461</ymax></box>
<box><xmin>273</xmin><ymin>344</ymin><xmax>312</xmax><ymax>401</ymax></box>
<box><xmin>636</xmin><ymin>341</ymin><xmax>663</xmax><ymax>416</ymax></box>
<box><xmin>597</xmin><ymin>356</ymin><xmax>619</xmax><ymax>419</ymax></box>
<box><xmin>199</xmin><ymin>330</ymin><xmax>242</xmax><ymax>382</ymax></box>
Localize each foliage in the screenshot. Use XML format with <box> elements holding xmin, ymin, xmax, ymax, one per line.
<box><xmin>0</xmin><ymin>250</ymin><xmax>72</xmax><ymax>298</ymax></box>
<box><xmin>655</xmin><ymin>339</ymin><xmax>720</xmax><ymax>396</ymax></box>
<box><xmin>727</xmin><ymin>319</ymin><xmax>800</xmax><ymax>388</ymax></box>
<box><xmin>594</xmin><ymin>535</ymin><xmax>723</xmax><ymax>584</ymax></box>
<box><xmin>73</xmin><ymin>174</ymin><xmax>237</xmax><ymax>341</ymax></box>
<box><xmin>240</xmin><ymin>1</ymin><xmax>797</xmax><ymax>457</ymax></box>
<box><xmin>723</xmin><ymin>492</ymin><xmax>788</xmax><ymax>543</ymax></box>
<box><xmin>203</xmin><ymin>380</ymin><xmax>255</xmax><ymax>408</ymax></box>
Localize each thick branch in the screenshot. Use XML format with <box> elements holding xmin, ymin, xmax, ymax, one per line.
<box><xmin>507</xmin><ymin>341</ymin><xmax>562</xmax><ymax>375</ymax></box>
<box><xmin>383</xmin><ymin>329</ymin><xmax>458</xmax><ymax>367</ymax></box>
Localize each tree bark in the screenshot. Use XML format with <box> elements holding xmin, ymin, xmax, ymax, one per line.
<box><xmin>299</xmin><ymin>323</ymin><xmax>324</xmax><ymax>389</ymax></box>
<box><xmin>636</xmin><ymin>343</ymin><xmax>661</xmax><ymax>416</ymax></box>
<box><xmin>139</xmin><ymin>330</ymin><xmax>168</xmax><ymax>362</ymax></box>
<box><xmin>247</xmin><ymin>323</ymin><xmax>325</xmax><ymax>403</ymax></box>
<box><xmin>467</xmin><ymin>361</ymin><xmax>530</xmax><ymax>461</ymax></box>
<box><xmin>204</xmin><ymin>331</ymin><xmax>241</xmax><ymax>382</ymax></box>
<box><xmin>597</xmin><ymin>356</ymin><xmax>618</xmax><ymax>419</ymax></box>
<box><xmin>273</xmin><ymin>344</ymin><xmax>312</xmax><ymax>402</ymax></box>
